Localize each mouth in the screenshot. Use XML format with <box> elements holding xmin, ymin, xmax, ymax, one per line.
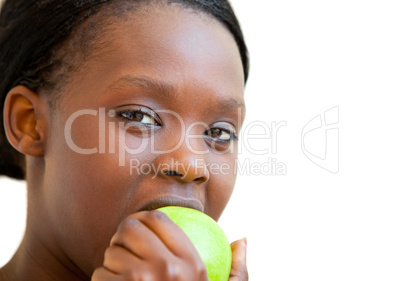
<box><xmin>138</xmin><ymin>196</ymin><xmax>205</xmax><ymax>213</ymax></box>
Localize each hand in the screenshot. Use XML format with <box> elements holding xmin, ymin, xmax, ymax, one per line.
<box><xmin>92</xmin><ymin>210</ymin><xmax>209</xmax><ymax>281</ymax></box>
<box><xmin>229</xmin><ymin>238</ymin><xmax>248</xmax><ymax>281</ymax></box>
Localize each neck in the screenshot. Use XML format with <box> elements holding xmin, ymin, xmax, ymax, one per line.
<box><xmin>0</xmin><ymin>161</ymin><xmax>91</xmax><ymax>281</ymax></box>
<box><xmin>0</xmin><ymin>228</ymin><xmax>89</xmax><ymax>281</ymax></box>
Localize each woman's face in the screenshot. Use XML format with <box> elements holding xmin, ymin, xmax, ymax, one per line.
<box><xmin>39</xmin><ymin>4</ymin><xmax>244</xmax><ymax>275</ymax></box>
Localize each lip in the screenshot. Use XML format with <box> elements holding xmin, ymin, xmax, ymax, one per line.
<box><xmin>138</xmin><ymin>196</ymin><xmax>205</xmax><ymax>213</ymax></box>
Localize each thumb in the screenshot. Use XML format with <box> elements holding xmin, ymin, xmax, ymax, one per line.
<box><xmin>229</xmin><ymin>238</ymin><xmax>248</xmax><ymax>281</ymax></box>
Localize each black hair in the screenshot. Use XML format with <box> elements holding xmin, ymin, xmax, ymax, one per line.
<box><xmin>0</xmin><ymin>0</ymin><xmax>249</xmax><ymax>180</ymax></box>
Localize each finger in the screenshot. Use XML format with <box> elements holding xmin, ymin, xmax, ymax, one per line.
<box><xmin>103</xmin><ymin>245</ymin><xmax>144</xmax><ymax>274</ymax></box>
<box><xmin>229</xmin><ymin>238</ymin><xmax>248</xmax><ymax>281</ymax></box>
<box><xmin>135</xmin><ymin>210</ymin><xmax>202</xmax><ymax>260</ymax></box>
<box><xmin>110</xmin><ymin>213</ymin><xmax>172</xmax><ymax>260</ymax></box>
<box><xmin>91</xmin><ymin>266</ymin><xmax>124</xmax><ymax>281</ymax></box>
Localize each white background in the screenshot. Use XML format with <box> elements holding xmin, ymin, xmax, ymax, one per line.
<box><xmin>1</xmin><ymin>0</ymin><xmax>402</xmax><ymax>280</ymax></box>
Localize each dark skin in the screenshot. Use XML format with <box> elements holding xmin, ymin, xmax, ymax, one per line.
<box><xmin>0</xmin><ymin>4</ymin><xmax>247</xmax><ymax>281</ymax></box>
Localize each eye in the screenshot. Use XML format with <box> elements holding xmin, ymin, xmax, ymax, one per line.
<box><xmin>205</xmin><ymin>124</ymin><xmax>238</xmax><ymax>142</ymax></box>
<box><xmin>118</xmin><ymin>109</ymin><xmax>160</xmax><ymax>126</ymax></box>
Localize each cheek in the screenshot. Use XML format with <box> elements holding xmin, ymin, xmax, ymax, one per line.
<box><xmin>49</xmin><ymin>114</ymin><xmax>155</xmax><ymax>210</ymax></box>
<box><xmin>206</xmin><ymin>153</ymin><xmax>238</xmax><ymax>220</ymax></box>
<box><xmin>44</xmin><ymin>113</ymin><xmax>158</xmax><ymax>269</ymax></box>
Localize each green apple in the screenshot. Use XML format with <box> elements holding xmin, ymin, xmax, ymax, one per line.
<box><xmin>158</xmin><ymin>206</ymin><xmax>232</xmax><ymax>281</ymax></box>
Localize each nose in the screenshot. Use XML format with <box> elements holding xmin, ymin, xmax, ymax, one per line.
<box><xmin>154</xmin><ymin>145</ymin><xmax>210</xmax><ymax>184</ymax></box>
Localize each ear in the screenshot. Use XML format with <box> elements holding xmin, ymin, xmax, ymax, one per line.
<box><xmin>3</xmin><ymin>85</ymin><xmax>47</xmax><ymax>157</ymax></box>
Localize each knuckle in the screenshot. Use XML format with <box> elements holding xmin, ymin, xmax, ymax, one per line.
<box><xmin>125</xmin><ymin>270</ymin><xmax>152</xmax><ymax>281</ymax></box>
<box><xmin>91</xmin><ymin>268</ymin><xmax>100</xmax><ymax>280</ymax></box>
<box><xmin>126</xmin><ymin>271</ymin><xmax>137</xmax><ymax>281</ymax></box>
<box><xmin>158</xmin><ymin>258</ymin><xmax>181</xmax><ymax>281</ymax></box>
<box><xmin>145</xmin><ymin>209</ymin><xmax>167</xmax><ymax>222</ymax></box>
<box><xmin>190</xmin><ymin>260</ymin><xmax>208</xmax><ymax>280</ymax></box>
<box><xmin>91</xmin><ymin>267</ymin><xmax>106</xmax><ymax>280</ymax></box>
<box><xmin>103</xmin><ymin>245</ymin><xmax>118</xmax><ymax>260</ymax></box>
<box><xmin>118</xmin><ymin>217</ymin><xmax>142</xmax><ymax>235</ymax></box>
<box><xmin>195</xmin><ymin>262</ymin><xmax>208</xmax><ymax>278</ymax></box>
<box><xmin>112</xmin><ymin>217</ymin><xmax>143</xmax><ymax>246</ymax></box>
<box><xmin>162</xmin><ymin>258</ymin><xmax>207</xmax><ymax>281</ymax></box>
<box><xmin>165</xmin><ymin>262</ymin><xmax>180</xmax><ymax>280</ymax></box>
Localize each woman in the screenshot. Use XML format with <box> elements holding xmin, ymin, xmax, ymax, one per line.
<box><xmin>0</xmin><ymin>0</ymin><xmax>249</xmax><ymax>280</ymax></box>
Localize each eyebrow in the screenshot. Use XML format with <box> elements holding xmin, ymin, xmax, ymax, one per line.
<box><xmin>202</xmin><ymin>97</ymin><xmax>245</xmax><ymax>117</ymax></box>
<box><xmin>105</xmin><ymin>74</ymin><xmax>245</xmax><ymax>112</ymax></box>
<box><xmin>104</xmin><ymin>74</ymin><xmax>176</xmax><ymax>102</ymax></box>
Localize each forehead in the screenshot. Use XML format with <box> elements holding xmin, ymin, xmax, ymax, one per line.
<box><xmin>61</xmin><ymin>3</ymin><xmax>244</xmax><ymax>112</ymax></box>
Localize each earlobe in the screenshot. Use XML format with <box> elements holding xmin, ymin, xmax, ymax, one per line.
<box><xmin>3</xmin><ymin>85</ymin><xmax>46</xmax><ymax>157</ymax></box>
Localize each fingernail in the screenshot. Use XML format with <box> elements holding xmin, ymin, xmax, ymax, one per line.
<box><xmin>242</xmin><ymin>237</ymin><xmax>247</xmax><ymax>247</ymax></box>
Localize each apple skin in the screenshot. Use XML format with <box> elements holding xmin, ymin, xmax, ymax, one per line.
<box><xmin>158</xmin><ymin>206</ymin><xmax>232</xmax><ymax>281</ymax></box>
